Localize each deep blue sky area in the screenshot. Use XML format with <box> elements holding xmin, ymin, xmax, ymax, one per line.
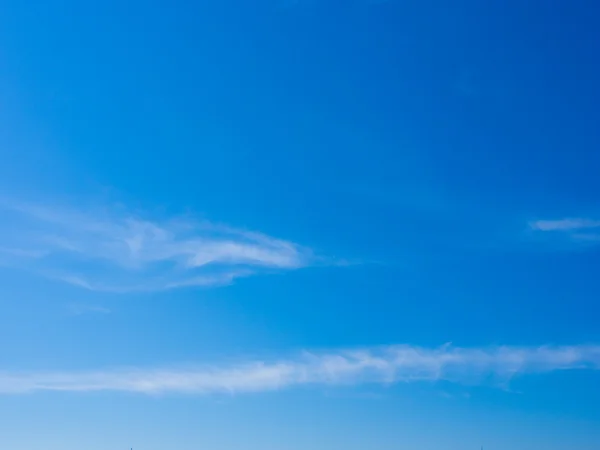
<box><xmin>1</xmin><ymin>1</ymin><xmax>600</xmax><ymax>449</ymax></box>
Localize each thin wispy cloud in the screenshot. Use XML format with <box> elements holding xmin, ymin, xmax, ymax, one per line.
<box><xmin>67</xmin><ymin>304</ymin><xmax>112</xmax><ymax>316</ymax></box>
<box><xmin>1</xmin><ymin>344</ymin><xmax>598</xmax><ymax>395</ymax></box>
<box><xmin>529</xmin><ymin>217</ymin><xmax>600</xmax><ymax>245</ymax></box>
<box><xmin>0</xmin><ymin>199</ymin><xmax>315</xmax><ymax>292</ymax></box>
<box><xmin>529</xmin><ymin>218</ymin><xmax>600</xmax><ymax>232</ymax></box>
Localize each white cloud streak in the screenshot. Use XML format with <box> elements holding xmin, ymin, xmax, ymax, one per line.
<box><xmin>1</xmin><ymin>344</ymin><xmax>599</xmax><ymax>395</ymax></box>
<box><xmin>0</xmin><ymin>200</ymin><xmax>314</xmax><ymax>292</ymax></box>
<box><xmin>529</xmin><ymin>217</ymin><xmax>600</xmax><ymax>245</ymax></box>
<box><xmin>529</xmin><ymin>218</ymin><xmax>600</xmax><ymax>232</ymax></box>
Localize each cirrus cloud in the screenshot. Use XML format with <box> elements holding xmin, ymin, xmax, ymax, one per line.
<box><xmin>529</xmin><ymin>218</ymin><xmax>600</xmax><ymax>232</ymax></box>
<box><xmin>529</xmin><ymin>217</ymin><xmax>600</xmax><ymax>246</ymax></box>
<box><xmin>1</xmin><ymin>343</ymin><xmax>599</xmax><ymax>395</ymax></box>
<box><xmin>0</xmin><ymin>199</ymin><xmax>317</xmax><ymax>292</ymax></box>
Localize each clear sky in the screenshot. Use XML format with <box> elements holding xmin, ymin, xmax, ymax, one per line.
<box><xmin>1</xmin><ymin>1</ymin><xmax>600</xmax><ymax>449</ymax></box>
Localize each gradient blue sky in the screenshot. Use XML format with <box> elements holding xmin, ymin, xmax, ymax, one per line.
<box><xmin>1</xmin><ymin>1</ymin><xmax>600</xmax><ymax>449</ymax></box>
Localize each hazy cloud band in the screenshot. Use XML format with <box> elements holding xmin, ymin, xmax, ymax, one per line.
<box><xmin>2</xmin><ymin>344</ymin><xmax>599</xmax><ymax>395</ymax></box>
<box><xmin>0</xmin><ymin>200</ymin><xmax>315</xmax><ymax>292</ymax></box>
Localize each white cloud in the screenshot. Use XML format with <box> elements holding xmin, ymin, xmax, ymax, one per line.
<box><xmin>0</xmin><ymin>199</ymin><xmax>314</xmax><ymax>292</ymax></box>
<box><xmin>529</xmin><ymin>218</ymin><xmax>600</xmax><ymax>232</ymax></box>
<box><xmin>529</xmin><ymin>217</ymin><xmax>600</xmax><ymax>245</ymax></box>
<box><xmin>1</xmin><ymin>344</ymin><xmax>598</xmax><ymax>395</ymax></box>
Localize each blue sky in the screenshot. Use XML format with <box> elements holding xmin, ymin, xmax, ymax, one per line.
<box><xmin>1</xmin><ymin>0</ymin><xmax>600</xmax><ymax>449</ymax></box>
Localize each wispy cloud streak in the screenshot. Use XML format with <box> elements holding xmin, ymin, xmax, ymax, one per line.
<box><xmin>1</xmin><ymin>344</ymin><xmax>599</xmax><ymax>395</ymax></box>
<box><xmin>67</xmin><ymin>304</ymin><xmax>112</xmax><ymax>316</ymax></box>
<box><xmin>530</xmin><ymin>218</ymin><xmax>600</xmax><ymax>232</ymax></box>
<box><xmin>529</xmin><ymin>217</ymin><xmax>600</xmax><ymax>245</ymax></box>
<box><xmin>0</xmin><ymin>200</ymin><xmax>314</xmax><ymax>291</ymax></box>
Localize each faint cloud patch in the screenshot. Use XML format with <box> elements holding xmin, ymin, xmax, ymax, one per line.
<box><xmin>67</xmin><ymin>304</ymin><xmax>112</xmax><ymax>316</ymax></box>
<box><xmin>0</xmin><ymin>199</ymin><xmax>320</xmax><ymax>292</ymax></box>
<box><xmin>530</xmin><ymin>218</ymin><xmax>600</xmax><ymax>232</ymax></box>
<box><xmin>0</xmin><ymin>343</ymin><xmax>598</xmax><ymax>395</ymax></box>
<box><xmin>529</xmin><ymin>217</ymin><xmax>600</xmax><ymax>245</ymax></box>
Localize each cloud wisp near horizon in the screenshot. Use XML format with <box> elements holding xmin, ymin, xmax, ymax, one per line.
<box><xmin>0</xmin><ymin>199</ymin><xmax>316</xmax><ymax>292</ymax></box>
<box><xmin>1</xmin><ymin>344</ymin><xmax>599</xmax><ymax>395</ymax></box>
